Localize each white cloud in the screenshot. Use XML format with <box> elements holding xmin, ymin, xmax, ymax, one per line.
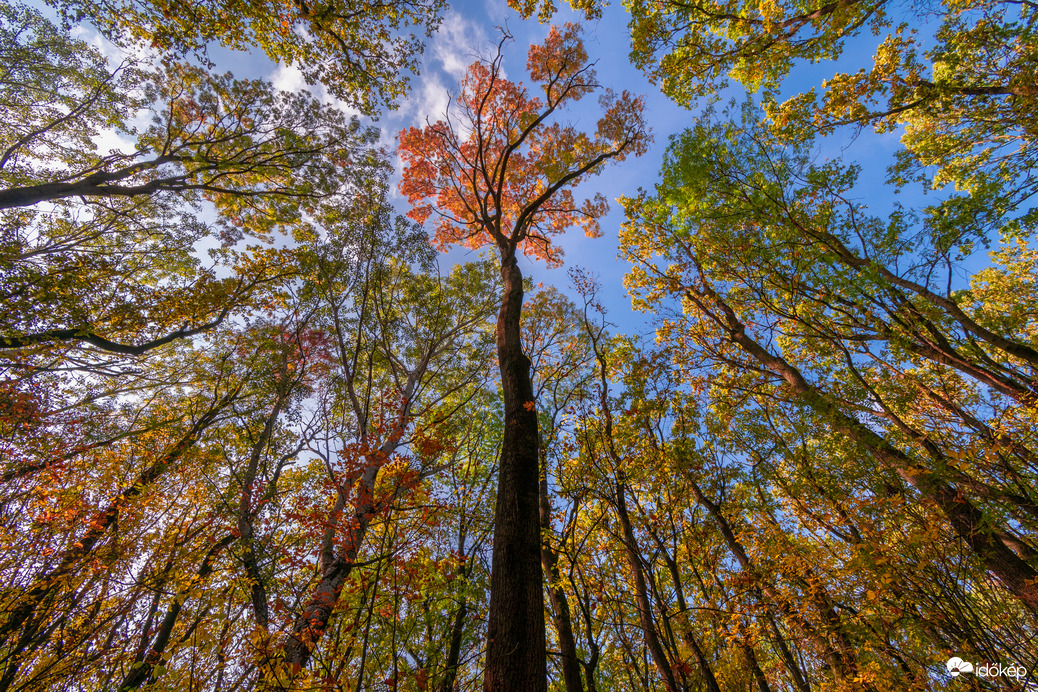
<box><xmin>394</xmin><ymin>72</ymin><xmax>450</xmax><ymax>126</ymax></box>
<box><xmin>70</xmin><ymin>25</ymin><xmax>162</xmax><ymax>68</ymax></box>
<box><xmin>270</xmin><ymin>61</ymin><xmax>363</xmax><ymax>118</ymax></box>
<box><xmin>317</xmin><ymin>85</ymin><xmax>363</xmax><ymax>119</ymax></box>
<box><xmin>92</xmin><ymin>128</ymin><xmax>138</xmax><ymax>157</ymax></box>
<box><xmin>431</xmin><ymin>11</ymin><xmax>488</xmax><ymax>81</ymax></box>
<box><xmin>270</xmin><ymin>62</ymin><xmax>309</xmax><ymax>94</ymax></box>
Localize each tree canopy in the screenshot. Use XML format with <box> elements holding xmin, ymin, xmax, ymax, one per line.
<box><xmin>52</xmin><ymin>0</ymin><xmax>446</xmax><ymax>112</ymax></box>
<box><xmin>1</xmin><ymin>0</ymin><xmax>1037</xmax><ymax>690</ymax></box>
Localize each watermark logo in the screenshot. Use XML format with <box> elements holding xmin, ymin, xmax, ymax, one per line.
<box><xmin>946</xmin><ymin>656</ymin><xmax>1027</xmax><ymax>680</ymax></box>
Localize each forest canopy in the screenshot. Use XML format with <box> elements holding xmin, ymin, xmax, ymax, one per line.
<box><xmin>1</xmin><ymin>0</ymin><xmax>1036</xmax><ymax>690</ymax></box>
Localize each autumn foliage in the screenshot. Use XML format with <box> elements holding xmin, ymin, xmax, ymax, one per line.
<box><xmin>398</xmin><ymin>23</ymin><xmax>648</xmax><ymax>266</ymax></box>
<box><xmin>3</xmin><ymin>0</ymin><xmax>1038</xmax><ymax>691</ymax></box>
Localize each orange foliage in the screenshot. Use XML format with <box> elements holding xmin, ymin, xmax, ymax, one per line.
<box><xmin>398</xmin><ymin>24</ymin><xmax>650</xmax><ymax>266</ymax></box>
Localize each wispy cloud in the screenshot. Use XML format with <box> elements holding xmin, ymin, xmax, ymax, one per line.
<box><xmin>432</xmin><ymin>11</ymin><xmax>488</xmax><ymax>81</ymax></box>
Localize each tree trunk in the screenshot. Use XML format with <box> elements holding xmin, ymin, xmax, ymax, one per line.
<box><xmin>656</xmin><ymin>546</ymin><xmax>722</xmax><ymax>692</ymax></box>
<box><xmin>686</xmin><ymin>476</ymin><xmax>855</xmax><ymax>685</ymax></box>
<box><xmin>277</xmin><ymin>350</ymin><xmax>431</xmax><ymax>683</ymax></box>
<box><xmin>0</xmin><ymin>389</ymin><xmax>237</xmax><ymax>691</ymax></box>
<box><xmin>279</xmin><ymin>460</ymin><xmax>380</xmax><ymax>677</ymax></box>
<box><xmin>614</xmin><ymin>481</ymin><xmax>680</xmax><ymax>692</ymax></box>
<box><xmin>762</xmin><ymin>609</ymin><xmax>811</xmax><ymax>692</ymax></box>
<box><xmin>740</xmin><ymin>639</ymin><xmax>772</xmax><ymax>692</ymax></box>
<box><xmin>439</xmin><ymin>525</ymin><xmax>473</xmax><ymax>692</ymax></box>
<box><xmin>573</xmin><ymin>579</ymin><xmax>601</xmax><ymax>692</ymax></box>
<box><xmin>437</xmin><ymin>598</ymin><xmax>468</xmax><ymax>692</ymax></box>
<box><xmin>540</xmin><ymin>473</ymin><xmax>584</xmax><ymax>692</ymax></box>
<box><xmin>483</xmin><ymin>253</ymin><xmax>547</xmax><ymax>692</ymax></box>
<box><xmin>238</xmin><ymin>383</ymin><xmax>292</xmax><ymax>630</ymax></box>
<box><xmin>118</xmin><ymin>535</ymin><xmax>236</xmax><ymax>691</ymax></box>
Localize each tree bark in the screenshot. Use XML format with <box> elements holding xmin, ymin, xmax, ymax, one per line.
<box><xmin>614</xmin><ymin>481</ymin><xmax>680</xmax><ymax>692</ymax></box>
<box><xmin>276</xmin><ymin>344</ymin><xmax>434</xmax><ymax>683</ymax></box>
<box><xmin>437</xmin><ymin>598</ymin><xmax>468</xmax><ymax>692</ymax></box>
<box><xmin>0</xmin><ymin>313</ymin><xmax>229</xmax><ymax>356</ymax></box>
<box><xmin>740</xmin><ymin>638</ymin><xmax>773</xmax><ymax>692</ymax></box>
<box><xmin>439</xmin><ymin>524</ymin><xmax>474</xmax><ymax>692</ymax></box>
<box><xmin>238</xmin><ymin>384</ymin><xmax>292</xmax><ymax>630</ymax></box>
<box><xmin>278</xmin><ymin>451</ymin><xmax>382</xmax><ymax>678</ymax></box>
<box><xmin>540</xmin><ymin>473</ymin><xmax>584</xmax><ymax>692</ymax></box>
<box><xmin>0</xmin><ymin>155</ymin><xmax>198</xmax><ymax>210</ymax></box>
<box><xmin>483</xmin><ymin>254</ymin><xmax>547</xmax><ymax>692</ymax></box>
<box><xmin>763</xmin><ymin>609</ymin><xmax>811</xmax><ymax>692</ymax></box>
<box><xmin>572</xmin><ymin>577</ymin><xmax>601</xmax><ymax>692</ymax></box>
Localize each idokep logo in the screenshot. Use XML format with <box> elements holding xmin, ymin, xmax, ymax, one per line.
<box><xmin>947</xmin><ymin>656</ymin><xmax>1028</xmax><ymax>681</ymax></box>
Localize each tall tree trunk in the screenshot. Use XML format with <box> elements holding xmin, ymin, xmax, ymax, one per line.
<box><xmin>686</xmin><ymin>476</ymin><xmax>857</xmax><ymax>685</ymax></box>
<box><xmin>439</xmin><ymin>526</ymin><xmax>473</xmax><ymax>692</ymax></box>
<box><xmin>118</xmin><ymin>535</ymin><xmax>236</xmax><ymax>691</ymax></box>
<box><xmin>762</xmin><ymin>609</ymin><xmax>811</xmax><ymax>692</ymax></box>
<box><xmin>614</xmin><ymin>481</ymin><xmax>680</xmax><ymax>692</ymax></box>
<box><xmin>654</xmin><ymin>543</ymin><xmax>723</xmax><ymax>692</ymax></box>
<box><xmin>277</xmin><ymin>348</ymin><xmax>432</xmax><ymax>683</ymax></box>
<box><xmin>238</xmin><ymin>380</ymin><xmax>292</xmax><ymax>630</ymax></box>
<box><xmin>484</xmin><ymin>254</ymin><xmax>547</xmax><ymax>692</ymax></box>
<box><xmin>572</xmin><ymin>577</ymin><xmax>601</xmax><ymax>692</ymax></box>
<box><xmin>0</xmin><ymin>389</ymin><xmax>237</xmax><ymax>691</ymax></box>
<box><xmin>740</xmin><ymin>638</ymin><xmax>773</xmax><ymax>692</ymax></box>
<box><xmin>584</xmin><ymin>293</ymin><xmax>678</xmax><ymax>692</ymax></box>
<box><xmin>540</xmin><ymin>472</ymin><xmax>584</xmax><ymax>692</ymax></box>
<box><xmin>279</xmin><ymin>455</ymin><xmax>381</xmax><ymax>678</ymax></box>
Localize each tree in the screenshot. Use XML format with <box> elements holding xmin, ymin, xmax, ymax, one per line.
<box><xmin>398</xmin><ymin>24</ymin><xmax>649</xmax><ymax>691</ymax></box>
<box><xmin>610</xmin><ymin>0</ymin><xmax>1038</xmax><ymax>676</ymax></box>
<box><xmin>0</xmin><ymin>157</ymin><xmax>502</xmax><ymax>692</ymax></box>
<box><xmin>627</xmin><ymin>0</ymin><xmax>1038</xmax><ymax>225</ymax></box>
<box><xmin>507</xmin><ymin>0</ymin><xmax>604</xmax><ymax>22</ymax></box>
<box><xmin>267</xmin><ymin>223</ymin><xmax>499</xmax><ymax>687</ymax></box>
<box><xmin>1</xmin><ymin>5</ymin><xmax>380</xmax><ymax>372</ymax></box>
<box><xmin>620</xmin><ymin>106</ymin><xmax>1038</xmax><ymax>621</ymax></box>
<box><xmin>0</xmin><ymin>321</ymin><xmax>303</xmax><ymax>691</ymax></box>
<box><xmin>1</xmin><ymin>9</ymin><xmax>504</xmax><ymax>686</ymax></box>
<box><xmin>0</xmin><ymin>5</ymin><xmax>370</xmax><ymax>217</ymax></box>
<box><xmin>626</xmin><ymin>0</ymin><xmax>890</xmax><ymax>104</ymax></box>
<box><xmin>50</xmin><ymin>0</ymin><xmax>445</xmax><ymax>113</ymax></box>
<box><xmin>521</xmin><ymin>283</ymin><xmax>598</xmax><ymax>692</ymax></box>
